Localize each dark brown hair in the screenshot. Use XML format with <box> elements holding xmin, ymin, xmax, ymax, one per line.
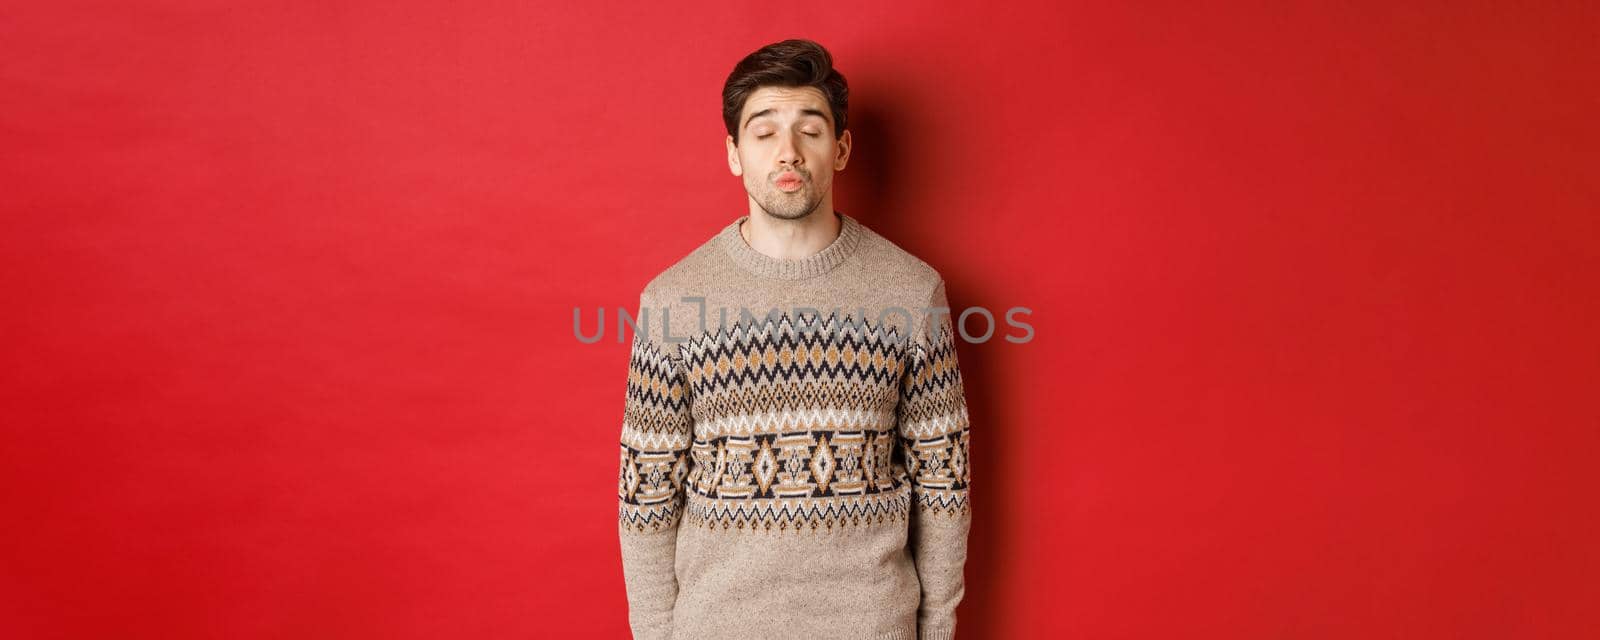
<box><xmin>722</xmin><ymin>39</ymin><xmax>849</xmax><ymax>144</ymax></box>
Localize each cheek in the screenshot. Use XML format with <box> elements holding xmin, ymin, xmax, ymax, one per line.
<box><xmin>808</xmin><ymin>148</ymin><xmax>836</xmax><ymax>170</ymax></box>
<box><xmin>810</xmin><ymin>144</ymin><xmax>841</xmax><ymax>167</ymax></box>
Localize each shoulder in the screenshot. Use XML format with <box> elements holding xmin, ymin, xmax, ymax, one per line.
<box><xmin>636</xmin><ymin>225</ymin><xmax>729</xmax><ymax>305</ymax></box>
<box><xmin>845</xmin><ymin>219</ymin><xmax>959</xmax><ymax>351</ymax></box>
<box><xmin>627</xmin><ymin>222</ymin><xmax>736</xmax><ymax>355</ymax></box>
<box><xmin>851</xmin><ymin>218</ymin><xmax>945</xmax><ymax>301</ymax></box>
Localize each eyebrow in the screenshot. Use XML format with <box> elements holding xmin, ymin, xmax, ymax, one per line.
<box><xmin>743</xmin><ymin>107</ymin><xmax>831</xmax><ymax>130</ymax></box>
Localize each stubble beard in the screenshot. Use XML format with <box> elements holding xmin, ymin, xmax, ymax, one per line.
<box><xmin>750</xmin><ymin>167</ymin><xmax>823</xmax><ymax>221</ymax></box>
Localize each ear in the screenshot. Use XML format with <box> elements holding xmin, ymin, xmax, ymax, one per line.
<box><xmin>726</xmin><ymin>134</ymin><xmax>743</xmax><ymax>177</ymax></box>
<box><xmin>834</xmin><ymin>129</ymin><xmax>852</xmax><ymax>171</ymax></box>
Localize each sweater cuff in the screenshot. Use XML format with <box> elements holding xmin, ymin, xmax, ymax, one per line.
<box><xmin>919</xmin><ymin>623</ymin><xmax>956</xmax><ymax>640</ymax></box>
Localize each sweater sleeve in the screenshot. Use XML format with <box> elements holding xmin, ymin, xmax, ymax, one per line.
<box><xmin>896</xmin><ymin>279</ymin><xmax>973</xmax><ymax>640</ymax></box>
<box><xmin>616</xmin><ymin>293</ymin><xmax>694</xmax><ymax>640</ymax></box>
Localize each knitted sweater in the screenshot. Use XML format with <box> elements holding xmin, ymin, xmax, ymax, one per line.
<box><xmin>616</xmin><ymin>211</ymin><xmax>973</xmax><ymax>640</ymax></box>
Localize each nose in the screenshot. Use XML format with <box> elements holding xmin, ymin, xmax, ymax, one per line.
<box><xmin>775</xmin><ymin>131</ymin><xmax>803</xmax><ymax>169</ymax></box>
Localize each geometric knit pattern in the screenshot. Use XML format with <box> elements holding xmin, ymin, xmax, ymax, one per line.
<box><xmin>618</xmin><ymin>333</ymin><xmax>693</xmax><ymax>533</ymax></box>
<box><xmin>619</xmin><ymin>309</ymin><xmax>971</xmax><ymax>535</ymax></box>
<box><xmin>895</xmin><ymin>314</ymin><xmax>973</xmax><ymax>520</ymax></box>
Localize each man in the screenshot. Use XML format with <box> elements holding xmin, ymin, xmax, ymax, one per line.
<box><xmin>616</xmin><ymin>39</ymin><xmax>972</xmax><ymax>640</ymax></box>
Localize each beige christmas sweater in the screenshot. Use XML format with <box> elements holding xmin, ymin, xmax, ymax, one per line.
<box><xmin>616</xmin><ymin>212</ymin><xmax>973</xmax><ymax>640</ymax></box>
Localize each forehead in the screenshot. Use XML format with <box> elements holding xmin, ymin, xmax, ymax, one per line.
<box><xmin>741</xmin><ymin>86</ymin><xmax>831</xmax><ymax>122</ymax></box>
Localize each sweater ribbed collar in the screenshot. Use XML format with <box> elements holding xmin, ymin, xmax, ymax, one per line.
<box><xmin>717</xmin><ymin>211</ymin><xmax>865</xmax><ymax>280</ymax></box>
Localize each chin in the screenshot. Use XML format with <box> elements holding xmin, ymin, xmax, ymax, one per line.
<box><xmin>750</xmin><ymin>192</ymin><xmax>819</xmax><ymax>220</ymax></box>
<box><xmin>766</xmin><ymin>210</ymin><xmax>811</xmax><ymax>221</ymax></box>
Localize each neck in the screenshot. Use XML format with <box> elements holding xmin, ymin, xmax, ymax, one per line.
<box><xmin>741</xmin><ymin>197</ymin><xmax>842</xmax><ymax>261</ymax></box>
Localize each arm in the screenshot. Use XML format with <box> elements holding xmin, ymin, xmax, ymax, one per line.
<box><xmin>616</xmin><ymin>293</ymin><xmax>694</xmax><ymax>640</ymax></box>
<box><xmin>897</xmin><ymin>279</ymin><xmax>973</xmax><ymax>640</ymax></box>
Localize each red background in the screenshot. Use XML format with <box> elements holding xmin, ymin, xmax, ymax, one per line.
<box><xmin>3</xmin><ymin>2</ymin><xmax>1597</xmax><ymax>638</ymax></box>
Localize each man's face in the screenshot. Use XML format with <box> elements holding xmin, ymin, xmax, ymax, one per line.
<box><xmin>726</xmin><ymin>86</ymin><xmax>852</xmax><ymax>220</ymax></box>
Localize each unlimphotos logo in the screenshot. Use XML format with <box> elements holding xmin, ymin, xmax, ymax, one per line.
<box><xmin>574</xmin><ymin>296</ymin><xmax>1033</xmax><ymax>345</ymax></box>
